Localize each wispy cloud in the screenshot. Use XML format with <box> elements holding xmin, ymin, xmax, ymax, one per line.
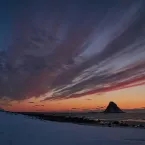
<box><xmin>71</xmin><ymin>108</ymin><xmax>77</xmax><ymax>110</ymax></box>
<box><xmin>29</xmin><ymin>102</ymin><xmax>34</xmax><ymax>103</ymax></box>
<box><xmin>86</xmin><ymin>99</ymin><xmax>92</xmax><ymax>101</ymax></box>
<box><xmin>33</xmin><ymin>104</ymin><xmax>44</xmax><ymax>107</ymax></box>
<box><xmin>0</xmin><ymin>0</ymin><xmax>145</xmax><ymax>101</ymax></box>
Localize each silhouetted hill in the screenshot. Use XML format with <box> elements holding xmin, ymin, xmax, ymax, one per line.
<box><xmin>0</xmin><ymin>107</ymin><xmax>5</xmax><ymax>112</ymax></box>
<box><xmin>104</xmin><ymin>102</ymin><xmax>124</xmax><ymax>113</ymax></box>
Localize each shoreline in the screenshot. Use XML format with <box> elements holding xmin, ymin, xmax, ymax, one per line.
<box><xmin>1</xmin><ymin>111</ymin><xmax>145</xmax><ymax>145</ymax></box>
<box><xmin>15</xmin><ymin>112</ymin><xmax>145</xmax><ymax>130</ymax></box>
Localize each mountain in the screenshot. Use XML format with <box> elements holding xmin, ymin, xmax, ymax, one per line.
<box><xmin>104</xmin><ymin>101</ymin><xmax>124</xmax><ymax>113</ymax></box>
<box><xmin>0</xmin><ymin>107</ymin><xmax>5</xmax><ymax>112</ymax></box>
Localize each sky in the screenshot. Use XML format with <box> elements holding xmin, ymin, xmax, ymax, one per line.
<box><xmin>0</xmin><ymin>0</ymin><xmax>145</xmax><ymax>112</ymax></box>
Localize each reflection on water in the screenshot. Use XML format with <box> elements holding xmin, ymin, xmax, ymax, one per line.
<box><xmin>123</xmin><ymin>119</ymin><xmax>145</xmax><ymax>123</ymax></box>
<box><xmin>72</xmin><ymin>113</ymin><xmax>145</xmax><ymax>123</ymax></box>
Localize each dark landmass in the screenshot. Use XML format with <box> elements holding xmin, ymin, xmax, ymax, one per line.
<box><xmin>104</xmin><ymin>101</ymin><xmax>124</xmax><ymax>113</ymax></box>
<box><xmin>0</xmin><ymin>107</ymin><xmax>5</xmax><ymax>112</ymax></box>
<box><xmin>14</xmin><ymin>111</ymin><xmax>145</xmax><ymax>129</ymax></box>
<box><xmin>4</xmin><ymin>102</ymin><xmax>143</xmax><ymax>129</ymax></box>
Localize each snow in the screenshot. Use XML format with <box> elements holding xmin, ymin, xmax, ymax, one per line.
<box><xmin>0</xmin><ymin>112</ymin><xmax>145</xmax><ymax>145</ymax></box>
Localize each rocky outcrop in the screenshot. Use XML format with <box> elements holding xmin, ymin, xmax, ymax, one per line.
<box><xmin>0</xmin><ymin>107</ymin><xmax>5</xmax><ymax>112</ymax></box>
<box><xmin>104</xmin><ymin>101</ymin><xmax>124</xmax><ymax>113</ymax></box>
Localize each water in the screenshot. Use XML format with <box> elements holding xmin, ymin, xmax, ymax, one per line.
<box><xmin>66</xmin><ymin>112</ymin><xmax>145</xmax><ymax>123</ymax></box>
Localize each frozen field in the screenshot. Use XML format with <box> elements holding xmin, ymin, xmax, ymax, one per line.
<box><xmin>0</xmin><ymin>112</ymin><xmax>145</xmax><ymax>145</ymax></box>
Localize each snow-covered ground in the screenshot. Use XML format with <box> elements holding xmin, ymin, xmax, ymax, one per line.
<box><xmin>0</xmin><ymin>112</ymin><xmax>145</xmax><ymax>145</ymax></box>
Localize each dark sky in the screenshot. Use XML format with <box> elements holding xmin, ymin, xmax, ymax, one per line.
<box><xmin>0</xmin><ymin>0</ymin><xmax>145</xmax><ymax>102</ymax></box>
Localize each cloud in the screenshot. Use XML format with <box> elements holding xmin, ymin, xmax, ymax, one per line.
<box><xmin>95</xmin><ymin>106</ymin><xmax>105</xmax><ymax>110</ymax></box>
<box><xmin>34</xmin><ymin>105</ymin><xmax>40</xmax><ymax>107</ymax></box>
<box><xmin>33</xmin><ymin>104</ymin><xmax>44</xmax><ymax>107</ymax></box>
<box><xmin>0</xmin><ymin>101</ymin><xmax>12</xmax><ymax>107</ymax></box>
<box><xmin>29</xmin><ymin>102</ymin><xmax>34</xmax><ymax>103</ymax></box>
<box><xmin>0</xmin><ymin>0</ymin><xmax>145</xmax><ymax>101</ymax></box>
<box><xmin>71</xmin><ymin>108</ymin><xmax>77</xmax><ymax>110</ymax></box>
<box><xmin>86</xmin><ymin>99</ymin><xmax>92</xmax><ymax>101</ymax></box>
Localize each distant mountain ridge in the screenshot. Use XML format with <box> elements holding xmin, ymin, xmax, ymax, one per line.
<box><xmin>104</xmin><ymin>101</ymin><xmax>124</xmax><ymax>113</ymax></box>
<box><xmin>0</xmin><ymin>107</ymin><xmax>5</xmax><ymax>112</ymax></box>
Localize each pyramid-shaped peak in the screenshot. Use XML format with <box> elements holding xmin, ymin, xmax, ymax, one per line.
<box><xmin>109</xmin><ymin>101</ymin><xmax>117</xmax><ymax>105</ymax></box>
<box><xmin>108</xmin><ymin>101</ymin><xmax>118</xmax><ymax>107</ymax></box>
<box><xmin>104</xmin><ymin>101</ymin><xmax>124</xmax><ymax>113</ymax></box>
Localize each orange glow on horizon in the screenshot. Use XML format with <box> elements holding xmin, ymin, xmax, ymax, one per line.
<box><xmin>2</xmin><ymin>85</ymin><xmax>145</xmax><ymax>112</ymax></box>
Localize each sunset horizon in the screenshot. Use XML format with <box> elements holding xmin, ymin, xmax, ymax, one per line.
<box><xmin>1</xmin><ymin>1</ymin><xmax>145</xmax><ymax>144</ymax></box>
<box><xmin>2</xmin><ymin>84</ymin><xmax>145</xmax><ymax>112</ymax></box>
<box><xmin>0</xmin><ymin>0</ymin><xmax>145</xmax><ymax>114</ymax></box>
